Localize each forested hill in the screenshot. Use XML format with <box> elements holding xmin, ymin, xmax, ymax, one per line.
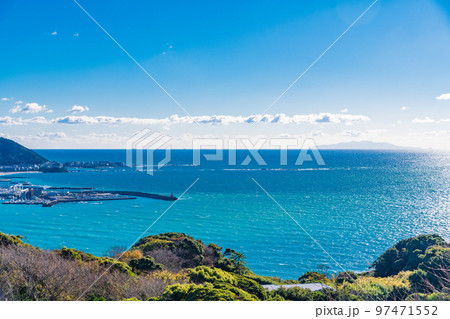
<box><xmin>0</xmin><ymin>137</ymin><xmax>47</xmax><ymax>165</ymax></box>
<box><xmin>0</xmin><ymin>231</ymin><xmax>448</xmax><ymax>301</ymax></box>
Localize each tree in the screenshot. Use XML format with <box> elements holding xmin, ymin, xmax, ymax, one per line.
<box><xmin>371</xmin><ymin>234</ymin><xmax>445</xmax><ymax>277</ymax></box>
<box><xmin>223</xmin><ymin>248</ymin><xmax>247</xmax><ymax>275</ymax></box>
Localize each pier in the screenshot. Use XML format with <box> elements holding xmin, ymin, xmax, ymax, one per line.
<box><xmin>1</xmin><ymin>181</ymin><xmax>178</xmax><ymax>207</ymax></box>
<box><xmin>104</xmin><ymin>191</ymin><xmax>177</xmax><ymax>201</ymax></box>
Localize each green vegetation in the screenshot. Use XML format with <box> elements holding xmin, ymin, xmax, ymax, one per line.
<box><xmin>0</xmin><ymin>137</ymin><xmax>47</xmax><ymax>165</ymax></box>
<box><xmin>0</xmin><ymin>231</ymin><xmax>448</xmax><ymax>301</ymax></box>
<box><xmin>298</xmin><ymin>271</ymin><xmax>331</xmax><ymax>284</ymax></box>
<box><xmin>56</xmin><ymin>247</ymin><xmax>135</xmax><ymax>276</ymax></box>
<box><xmin>371</xmin><ymin>234</ymin><xmax>445</xmax><ymax>276</ymax></box>
<box><xmin>0</xmin><ymin>232</ymin><xmax>31</xmax><ymax>247</ymax></box>
<box><xmin>129</xmin><ymin>257</ymin><xmax>164</xmax><ymax>272</ymax></box>
<box><xmin>160</xmin><ymin>283</ymin><xmax>257</xmax><ymax>301</ymax></box>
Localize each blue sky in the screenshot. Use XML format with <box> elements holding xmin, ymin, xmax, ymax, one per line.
<box><xmin>1</xmin><ymin>0</ymin><xmax>450</xmax><ymax>149</ymax></box>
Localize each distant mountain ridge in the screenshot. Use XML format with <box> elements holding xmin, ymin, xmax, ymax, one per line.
<box><xmin>317</xmin><ymin>141</ymin><xmax>420</xmax><ymax>150</ymax></box>
<box><xmin>0</xmin><ymin>137</ymin><xmax>48</xmax><ymax>165</ymax></box>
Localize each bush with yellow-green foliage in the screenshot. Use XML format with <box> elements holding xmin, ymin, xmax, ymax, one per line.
<box><xmin>160</xmin><ymin>283</ymin><xmax>257</xmax><ymax>301</ymax></box>
<box><xmin>189</xmin><ymin>266</ymin><xmax>237</xmax><ymax>285</ymax></box>
<box><xmin>233</xmin><ymin>274</ymin><xmax>267</xmax><ymax>300</ymax></box>
<box><xmin>336</xmin><ymin>271</ymin><xmax>412</xmax><ymax>301</ymax></box>
<box><xmin>268</xmin><ymin>286</ymin><xmax>354</xmax><ymax>301</ymax></box>
<box><xmin>56</xmin><ymin>247</ymin><xmax>134</xmax><ymax>276</ymax></box>
<box><xmin>0</xmin><ymin>231</ymin><xmax>31</xmax><ymax>247</ymax></box>
<box><xmin>405</xmin><ymin>292</ymin><xmax>450</xmax><ymax>301</ymax></box>
<box><xmin>187</xmin><ymin>266</ymin><xmax>267</xmax><ymax>300</ymax></box>
<box><xmin>298</xmin><ymin>271</ymin><xmax>332</xmax><ymax>284</ymax></box>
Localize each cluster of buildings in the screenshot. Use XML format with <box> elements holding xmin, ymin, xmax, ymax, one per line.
<box><xmin>0</xmin><ymin>161</ymin><xmax>66</xmax><ymax>173</ymax></box>
<box><xmin>64</xmin><ymin>161</ymin><xmax>124</xmax><ymax>169</ymax></box>
<box><xmin>0</xmin><ymin>164</ymin><xmax>41</xmax><ymax>172</ymax></box>
<box><xmin>0</xmin><ymin>181</ymin><xmax>45</xmax><ymax>203</ymax></box>
<box><xmin>0</xmin><ymin>161</ymin><xmax>125</xmax><ymax>173</ymax></box>
<box><xmin>0</xmin><ymin>180</ymin><xmax>136</xmax><ymax>207</ymax></box>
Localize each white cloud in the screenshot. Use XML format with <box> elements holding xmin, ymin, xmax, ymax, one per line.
<box><xmin>0</xmin><ymin>116</ymin><xmax>18</xmax><ymax>125</ymax></box>
<box><xmin>10</xmin><ymin>102</ymin><xmax>49</xmax><ymax>114</ymax></box>
<box><xmin>0</xmin><ymin>113</ymin><xmax>371</xmax><ymax>127</ymax></box>
<box><xmin>412</xmin><ymin>117</ymin><xmax>435</xmax><ymax>124</ymax></box>
<box><xmin>52</xmin><ymin>113</ymin><xmax>370</xmax><ymax>126</ymax></box>
<box><xmin>0</xmin><ymin>113</ymin><xmax>370</xmax><ymax>126</ymax></box>
<box><xmin>51</xmin><ymin>31</ymin><xmax>57</xmax><ymax>36</ymax></box>
<box><xmin>401</xmin><ymin>106</ymin><xmax>408</xmax><ymax>111</ymax></box>
<box><xmin>436</xmin><ymin>93</ymin><xmax>450</xmax><ymax>100</ymax></box>
<box><xmin>69</xmin><ymin>105</ymin><xmax>89</xmax><ymax>114</ymax></box>
<box><xmin>36</xmin><ymin>131</ymin><xmax>67</xmax><ymax>139</ymax></box>
<box><xmin>0</xmin><ymin>116</ymin><xmax>50</xmax><ymax>126</ymax></box>
<box><xmin>342</xmin><ymin>130</ymin><xmax>362</xmax><ymax>137</ymax></box>
<box><xmin>1</xmin><ymin>97</ymin><xmax>11</xmax><ymax>101</ymax></box>
<box><xmin>340</xmin><ymin>108</ymin><xmax>349</xmax><ymax>113</ymax></box>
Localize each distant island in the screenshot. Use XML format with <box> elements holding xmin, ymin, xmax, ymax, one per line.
<box><xmin>0</xmin><ymin>231</ymin><xmax>448</xmax><ymax>301</ymax></box>
<box><xmin>317</xmin><ymin>141</ymin><xmax>420</xmax><ymax>151</ymax></box>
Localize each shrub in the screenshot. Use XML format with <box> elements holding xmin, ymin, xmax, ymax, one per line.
<box><xmin>234</xmin><ymin>275</ymin><xmax>267</xmax><ymax>300</ymax></box>
<box><xmin>0</xmin><ymin>232</ymin><xmax>30</xmax><ymax>247</ymax></box>
<box><xmin>129</xmin><ymin>257</ymin><xmax>163</xmax><ymax>272</ymax></box>
<box><xmin>133</xmin><ymin>233</ymin><xmax>221</xmax><ymax>270</ymax></box>
<box><xmin>98</xmin><ymin>257</ymin><xmax>135</xmax><ymax>276</ymax></box>
<box><xmin>270</xmin><ymin>287</ymin><xmax>335</xmax><ymax>301</ymax></box>
<box><xmin>189</xmin><ymin>266</ymin><xmax>237</xmax><ymax>285</ymax></box>
<box><xmin>335</xmin><ymin>271</ymin><xmax>358</xmax><ymax>284</ymax></box>
<box><xmin>298</xmin><ymin>271</ymin><xmax>331</xmax><ymax>284</ymax></box>
<box><xmin>0</xmin><ymin>245</ymin><xmax>165</xmax><ymax>301</ymax></box>
<box><xmin>371</xmin><ymin>234</ymin><xmax>445</xmax><ymax>277</ymax></box>
<box><xmin>119</xmin><ymin>249</ymin><xmax>143</xmax><ymax>262</ymax></box>
<box><xmin>406</xmin><ymin>292</ymin><xmax>450</xmax><ymax>301</ymax></box>
<box><xmin>212</xmin><ymin>283</ymin><xmax>258</xmax><ymax>301</ymax></box>
<box><xmin>337</xmin><ymin>271</ymin><xmax>411</xmax><ymax>301</ymax></box>
<box><xmin>161</xmin><ymin>283</ymin><xmax>256</xmax><ymax>301</ymax></box>
<box><xmin>416</xmin><ymin>245</ymin><xmax>450</xmax><ymax>292</ymax></box>
<box><xmin>57</xmin><ymin>247</ymin><xmax>134</xmax><ymax>276</ymax></box>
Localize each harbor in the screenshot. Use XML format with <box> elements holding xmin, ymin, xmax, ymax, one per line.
<box><xmin>0</xmin><ymin>179</ymin><xmax>177</xmax><ymax>207</ymax></box>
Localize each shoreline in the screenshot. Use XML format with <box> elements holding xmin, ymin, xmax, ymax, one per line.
<box><xmin>0</xmin><ymin>171</ymin><xmax>42</xmax><ymax>176</ymax></box>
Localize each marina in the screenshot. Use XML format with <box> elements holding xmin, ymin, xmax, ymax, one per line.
<box><xmin>0</xmin><ymin>179</ymin><xmax>177</xmax><ymax>207</ymax></box>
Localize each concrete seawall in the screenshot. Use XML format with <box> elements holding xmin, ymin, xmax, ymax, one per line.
<box><xmin>105</xmin><ymin>191</ymin><xmax>178</xmax><ymax>201</ymax></box>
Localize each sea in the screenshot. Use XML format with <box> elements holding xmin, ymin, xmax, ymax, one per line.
<box><xmin>1</xmin><ymin>149</ymin><xmax>449</xmax><ymax>279</ymax></box>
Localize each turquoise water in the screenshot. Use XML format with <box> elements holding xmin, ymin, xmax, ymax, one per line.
<box><xmin>1</xmin><ymin>150</ymin><xmax>449</xmax><ymax>279</ymax></box>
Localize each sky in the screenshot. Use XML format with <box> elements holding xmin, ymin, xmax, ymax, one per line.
<box><xmin>1</xmin><ymin>0</ymin><xmax>450</xmax><ymax>149</ymax></box>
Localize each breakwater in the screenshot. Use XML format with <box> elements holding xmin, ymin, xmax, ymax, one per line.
<box><xmin>105</xmin><ymin>191</ymin><xmax>177</xmax><ymax>201</ymax></box>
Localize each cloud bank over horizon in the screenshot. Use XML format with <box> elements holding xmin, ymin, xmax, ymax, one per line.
<box><xmin>0</xmin><ymin>112</ymin><xmax>371</xmax><ymax>126</ymax></box>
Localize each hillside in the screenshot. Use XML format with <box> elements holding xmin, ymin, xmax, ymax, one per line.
<box><xmin>0</xmin><ymin>231</ymin><xmax>448</xmax><ymax>301</ymax></box>
<box><xmin>0</xmin><ymin>137</ymin><xmax>47</xmax><ymax>165</ymax></box>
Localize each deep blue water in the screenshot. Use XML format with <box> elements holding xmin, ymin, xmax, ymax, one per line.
<box><xmin>1</xmin><ymin>149</ymin><xmax>449</xmax><ymax>279</ymax></box>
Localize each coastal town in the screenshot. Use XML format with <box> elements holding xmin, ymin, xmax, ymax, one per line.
<box><xmin>0</xmin><ymin>160</ymin><xmax>125</xmax><ymax>173</ymax></box>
